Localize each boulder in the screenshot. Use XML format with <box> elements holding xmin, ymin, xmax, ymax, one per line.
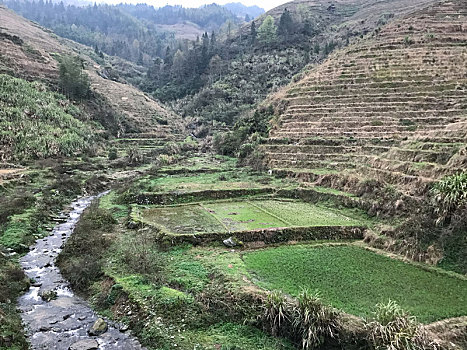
<box><xmin>69</xmin><ymin>339</ymin><xmax>99</xmax><ymax>350</ymax></box>
<box><xmin>39</xmin><ymin>289</ymin><xmax>57</xmax><ymax>302</ymax></box>
<box><xmin>223</xmin><ymin>236</ymin><xmax>242</xmax><ymax>248</ymax></box>
<box><xmin>88</xmin><ymin>317</ymin><xmax>108</xmax><ymax>336</ymax></box>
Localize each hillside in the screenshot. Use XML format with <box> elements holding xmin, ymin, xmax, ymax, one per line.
<box><xmin>0</xmin><ymin>5</ymin><xmax>185</xmax><ymax>141</ymax></box>
<box><xmin>174</xmin><ymin>0</ymin><xmax>437</xmax><ymax>125</ymax></box>
<box><xmin>259</xmin><ymin>0</ymin><xmax>467</xmax><ymax>271</ymax></box>
<box><xmin>262</xmin><ymin>0</ymin><xmax>467</xmax><ymax>194</ymax></box>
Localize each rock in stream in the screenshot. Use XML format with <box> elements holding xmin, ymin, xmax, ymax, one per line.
<box><xmin>18</xmin><ymin>193</ymin><xmax>145</xmax><ymax>350</ymax></box>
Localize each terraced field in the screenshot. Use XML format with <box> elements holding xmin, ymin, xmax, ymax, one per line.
<box><xmin>263</xmin><ymin>0</ymin><xmax>467</xmax><ymax>195</ymax></box>
<box><xmin>139</xmin><ymin>199</ymin><xmax>366</xmax><ymax>234</ymax></box>
<box><xmin>244</xmin><ymin>244</ymin><xmax>467</xmax><ymax>323</ymax></box>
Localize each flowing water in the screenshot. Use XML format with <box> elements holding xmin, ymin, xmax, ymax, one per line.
<box><xmin>18</xmin><ymin>193</ymin><xmax>145</xmax><ymax>350</ymax></box>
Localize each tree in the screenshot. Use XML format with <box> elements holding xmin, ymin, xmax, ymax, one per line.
<box><xmin>208</xmin><ymin>54</ymin><xmax>223</xmax><ymax>83</ymax></box>
<box><xmin>171</xmin><ymin>49</ymin><xmax>185</xmax><ymax>81</ymax></box>
<box><xmin>250</xmin><ymin>21</ymin><xmax>257</xmax><ymax>45</ymax></box>
<box><xmin>278</xmin><ymin>8</ymin><xmax>294</xmax><ymax>39</ymax></box>
<box><xmin>59</xmin><ymin>55</ymin><xmax>90</xmax><ymax>100</ymax></box>
<box><xmin>257</xmin><ymin>15</ymin><xmax>277</xmax><ymax>44</ymax></box>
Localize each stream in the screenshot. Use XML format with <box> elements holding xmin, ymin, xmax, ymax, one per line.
<box><xmin>18</xmin><ymin>193</ymin><xmax>145</xmax><ymax>350</ymax></box>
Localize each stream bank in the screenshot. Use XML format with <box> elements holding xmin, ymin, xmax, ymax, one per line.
<box><xmin>18</xmin><ymin>194</ymin><xmax>145</xmax><ymax>350</ymax></box>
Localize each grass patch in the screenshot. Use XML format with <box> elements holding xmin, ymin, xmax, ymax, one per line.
<box><xmin>99</xmin><ymin>191</ymin><xmax>130</xmax><ymax>220</ymax></box>
<box><xmin>243</xmin><ymin>245</ymin><xmax>467</xmax><ymax>323</ymax></box>
<box><xmin>312</xmin><ymin>186</ymin><xmax>356</xmax><ymax>198</ymax></box>
<box><xmin>132</xmin><ymin>169</ymin><xmax>296</xmax><ymax>194</ymax></box>
<box><xmin>181</xmin><ymin>322</ymin><xmax>294</xmax><ymax>350</ymax></box>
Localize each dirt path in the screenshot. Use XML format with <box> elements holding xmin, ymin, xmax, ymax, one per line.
<box><xmin>18</xmin><ymin>193</ymin><xmax>145</xmax><ymax>350</ymax></box>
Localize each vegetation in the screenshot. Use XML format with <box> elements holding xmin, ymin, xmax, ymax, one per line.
<box><xmin>431</xmin><ymin>172</ymin><xmax>467</xmax><ymax>225</ymax></box>
<box><xmin>243</xmin><ymin>245</ymin><xmax>467</xmax><ymax>322</ymax></box>
<box><xmin>365</xmin><ymin>300</ymin><xmax>437</xmax><ymax>350</ymax></box>
<box><xmin>58</xmin><ymin>203</ymin><xmax>116</xmax><ymax>292</ymax></box>
<box><xmin>58</xmin><ymin>55</ymin><xmax>90</xmax><ymax>100</ymax></box>
<box><xmin>263</xmin><ymin>289</ymin><xmax>341</xmax><ymax>349</ymax></box>
<box><xmin>0</xmin><ymin>74</ymin><xmax>96</xmax><ymax>162</ymax></box>
<box><xmin>139</xmin><ymin>199</ymin><xmax>367</xmax><ymax>234</ymax></box>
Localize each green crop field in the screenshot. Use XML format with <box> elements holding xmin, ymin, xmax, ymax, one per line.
<box><xmin>243</xmin><ymin>245</ymin><xmax>467</xmax><ymax>323</ymax></box>
<box><xmin>134</xmin><ymin>170</ymin><xmax>294</xmax><ymax>193</ymax></box>
<box><xmin>140</xmin><ymin>199</ymin><xmax>367</xmax><ymax>234</ymax></box>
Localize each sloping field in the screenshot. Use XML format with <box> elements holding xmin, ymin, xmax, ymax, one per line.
<box><xmin>0</xmin><ymin>5</ymin><xmax>185</xmax><ymax>139</ymax></box>
<box><xmin>263</xmin><ymin>0</ymin><xmax>467</xmax><ymax>195</ymax></box>
<box><xmin>244</xmin><ymin>244</ymin><xmax>467</xmax><ymax>322</ymax></box>
<box><xmin>140</xmin><ymin>199</ymin><xmax>366</xmax><ymax>234</ymax></box>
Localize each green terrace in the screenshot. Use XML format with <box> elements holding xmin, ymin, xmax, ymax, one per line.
<box><xmin>243</xmin><ymin>244</ymin><xmax>467</xmax><ymax>323</ymax></box>
<box><xmin>134</xmin><ymin>198</ymin><xmax>369</xmax><ymax>237</ymax></box>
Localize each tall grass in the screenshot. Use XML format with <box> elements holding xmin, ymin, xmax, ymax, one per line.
<box><xmin>262</xmin><ymin>289</ymin><xmax>341</xmax><ymax>349</ymax></box>
<box><xmin>263</xmin><ymin>290</ymin><xmax>289</xmax><ymax>336</ymax></box>
<box><xmin>431</xmin><ymin>172</ymin><xmax>467</xmax><ymax>225</ymax></box>
<box><xmin>0</xmin><ymin>74</ymin><xmax>95</xmax><ymax>161</ymax></box>
<box><xmin>365</xmin><ymin>300</ymin><xmax>439</xmax><ymax>350</ymax></box>
<box><xmin>292</xmin><ymin>290</ymin><xmax>341</xmax><ymax>349</ymax></box>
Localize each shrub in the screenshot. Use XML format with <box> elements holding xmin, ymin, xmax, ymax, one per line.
<box><xmin>126</xmin><ymin>146</ymin><xmax>144</xmax><ymax>166</ymax></box>
<box><xmin>263</xmin><ymin>290</ymin><xmax>289</xmax><ymax>336</ymax></box>
<box><xmin>365</xmin><ymin>300</ymin><xmax>437</xmax><ymax>350</ymax></box>
<box><xmin>431</xmin><ymin>172</ymin><xmax>467</xmax><ymax>225</ymax></box>
<box><xmin>292</xmin><ymin>290</ymin><xmax>341</xmax><ymax>349</ymax></box>
<box><xmin>108</xmin><ymin>148</ymin><xmax>118</xmax><ymax>160</ymax></box>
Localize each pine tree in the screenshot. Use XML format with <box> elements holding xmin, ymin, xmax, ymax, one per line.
<box><xmin>250</xmin><ymin>21</ymin><xmax>257</xmax><ymax>45</ymax></box>
<box><xmin>257</xmin><ymin>15</ymin><xmax>277</xmax><ymax>44</ymax></box>
<box><xmin>278</xmin><ymin>8</ymin><xmax>294</xmax><ymax>39</ymax></box>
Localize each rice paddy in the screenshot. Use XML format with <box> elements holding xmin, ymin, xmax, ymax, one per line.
<box><xmin>139</xmin><ymin>199</ymin><xmax>367</xmax><ymax>234</ymax></box>
<box><xmin>243</xmin><ymin>244</ymin><xmax>467</xmax><ymax>323</ymax></box>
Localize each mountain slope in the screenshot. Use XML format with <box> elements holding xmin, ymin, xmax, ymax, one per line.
<box><xmin>175</xmin><ymin>0</ymin><xmax>437</xmax><ymax>125</ymax></box>
<box><xmin>0</xmin><ymin>5</ymin><xmax>185</xmax><ymax>139</ymax></box>
<box><xmin>262</xmin><ymin>0</ymin><xmax>466</xmax><ymax>195</ymax></box>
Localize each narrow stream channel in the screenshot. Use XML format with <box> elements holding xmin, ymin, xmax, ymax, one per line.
<box><xmin>18</xmin><ymin>193</ymin><xmax>145</xmax><ymax>350</ymax></box>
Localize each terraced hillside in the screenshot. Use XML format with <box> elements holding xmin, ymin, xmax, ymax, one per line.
<box><xmin>0</xmin><ymin>5</ymin><xmax>185</xmax><ymax>142</ymax></box>
<box><xmin>263</xmin><ymin>0</ymin><xmax>467</xmax><ymax>196</ymax></box>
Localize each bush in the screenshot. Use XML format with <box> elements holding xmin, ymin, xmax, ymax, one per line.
<box><xmin>108</xmin><ymin>148</ymin><xmax>118</xmax><ymax>160</ymax></box>
<box><xmin>126</xmin><ymin>146</ymin><xmax>144</xmax><ymax>166</ymax></box>
<box><xmin>292</xmin><ymin>290</ymin><xmax>341</xmax><ymax>349</ymax></box>
<box><xmin>431</xmin><ymin>172</ymin><xmax>467</xmax><ymax>225</ymax></box>
<box><xmin>365</xmin><ymin>300</ymin><xmax>437</xmax><ymax>350</ymax></box>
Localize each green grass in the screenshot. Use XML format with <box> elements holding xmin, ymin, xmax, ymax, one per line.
<box><xmin>99</xmin><ymin>191</ymin><xmax>130</xmax><ymax>220</ymax></box>
<box><xmin>312</xmin><ymin>186</ymin><xmax>356</xmax><ymax>198</ymax></box>
<box><xmin>243</xmin><ymin>245</ymin><xmax>467</xmax><ymax>323</ymax></box>
<box><xmin>140</xmin><ymin>199</ymin><xmax>367</xmax><ymax>234</ymax></box>
<box><xmin>204</xmin><ymin>201</ymin><xmax>287</xmax><ymax>231</ymax></box>
<box><xmin>180</xmin><ymin>322</ymin><xmax>294</xmax><ymax>350</ymax></box>
<box><xmin>142</xmin><ymin>205</ymin><xmax>224</xmax><ymax>234</ymax></box>
<box><xmin>133</xmin><ymin>169</ymin><xmax>296</xmax><ymax>194</ymax></box>
<box><xmin>254</xmin><ymin>200</ymin><xmax>363</xmax><ymax>226</ymax></box>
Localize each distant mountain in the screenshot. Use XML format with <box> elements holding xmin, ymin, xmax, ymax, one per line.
<box><xmin>223</xmin><ymin>2</ymin><xmax>264</xmax><ymax>20</ymax></box>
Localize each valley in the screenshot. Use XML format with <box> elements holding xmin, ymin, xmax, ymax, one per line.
<box><xmin>0</xmin><ymin>0</ymin><xmax>466</xmax><ymax>350</ymax></box>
